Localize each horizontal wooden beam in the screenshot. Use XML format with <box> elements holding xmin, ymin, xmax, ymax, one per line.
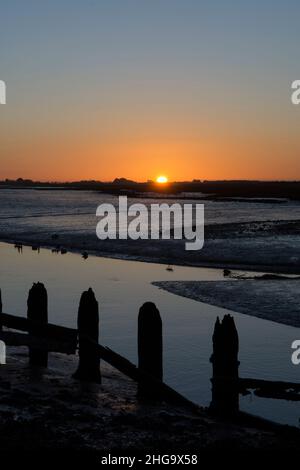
<box><xmin>0</xmin><ymin>330</ymin><xmax>76</xmax><ymax>354</ymax></box>
<box><xmin>239</xmin><ymin>377</ymin><xmax>300</xmax><ymax>401</ymax></box>
<box><xmin>95</xmin><ymin>340</ymin><xmax>200</xmax><ymax>411</ymax></box>
<box><xmin>0</xmin><ymin>312</ymin><xmax>77</xmax><ymax>343</ymax></box>
<box><xmin>0</xmin><ymin>313</ymin><xmax>199</xmax><ymax>409</ymax></box>
<box><xmin>240</xmin><ymin>377</ymin><xmax>300</xmax><ymax>392</ymax></box>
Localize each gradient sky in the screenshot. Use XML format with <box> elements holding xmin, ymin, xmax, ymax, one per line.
<box><xmin>1</xmin><ymin>0</ymin><xmax>300</xmax><ymax>181</ymax></box>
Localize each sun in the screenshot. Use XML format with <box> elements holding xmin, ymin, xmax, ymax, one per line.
<box><xmin>156</xmin><ymin>175</ymin><xmax>168</xmax><ymax>184</ymax></box>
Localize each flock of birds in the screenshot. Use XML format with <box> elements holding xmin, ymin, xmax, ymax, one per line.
<box><xmin>14</xmin><ymin>234</ymin><xmax>176</xmax><ymax>269</ymax></box>
<box><xmin>14</xmin><ymin>236</ymin><xmax>89</xmax><ymax>260</ymax></box>
<box><xmin>12</xmin><ymin>243</ymin><xmax>294</xmax><ymax>280</ymax></box>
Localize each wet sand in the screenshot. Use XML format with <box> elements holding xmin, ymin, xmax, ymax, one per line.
<box><xmin>153</xmin><ymin>279</ymin><xmax>300</xmax><ymax>328</ymax></box>
<box><xmin>1</xmin><ymin>219</ymin><xmax>300</xmax><ymax>275</ymax></box>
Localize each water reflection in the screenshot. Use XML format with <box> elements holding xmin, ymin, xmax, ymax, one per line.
<box><xmin>0</xmin><ymin>242</ymin><xmax>299</xmax><ymax>426</ymax></box>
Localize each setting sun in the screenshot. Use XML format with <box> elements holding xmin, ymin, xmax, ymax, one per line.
<box><xmin>156</xmin><ymin>176</ymin><xmax>168</xmax><ymax>184</ymax></box>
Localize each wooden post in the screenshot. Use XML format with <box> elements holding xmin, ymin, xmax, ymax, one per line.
<box><xmin>138</xmin><ymin>302</ymin><xmax>163</xmax><ymax>398</ymax></box>
<box><xmin>210</xmin><ymin>314</ymin><xmax>239</xmax><ymax>416</ymax></box>
<box><xmin>73</xmin><ymin>288</ymin><xmax>101</xmax><ymax>383</ymax></box>
<box><xmin>27</xmin><ymin>282</ymin><xmax>48</xmax><ymax>367</ymax></box>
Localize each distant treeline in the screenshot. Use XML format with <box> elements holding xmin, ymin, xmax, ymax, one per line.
<box><xmin>1</xmin><ymin>178</ymin><xmax>300</xmax><ymax>200</ymax></box>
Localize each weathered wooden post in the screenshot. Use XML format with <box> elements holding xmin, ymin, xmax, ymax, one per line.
<box><xmin>210</xmin><ymin>314</ymin><xmax>239</xmax><ymax>416</ymax></box>
<box><xmin>138</xmin><ymin>302</ymin><xmax>163</xmax><ymax>398</ymax></box>
<box><xmin>73</xmin><ymin>288</ymin><xmax>101</xmax><ymax>383</ymax></box>
<box><xmin>27</xmin><ymin>282</ymin><xmax>48</xmax><ymax>367</ymax></box>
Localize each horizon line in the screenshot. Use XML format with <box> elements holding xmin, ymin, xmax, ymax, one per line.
<box><xmin>1</xmin><ymin>178</ymin><xmax>300</xmax><ymax>184</ymax></box>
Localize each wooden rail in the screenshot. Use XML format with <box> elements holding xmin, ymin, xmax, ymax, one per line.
<box><xmin>0</xmin><ymin>312</ymin><xmax>77</xmax><ymax>354</ymax></box>
<box><xmin>0</xmin><ymin>309</ymin><xmax>199</xmax><ymax>411</ymax></box>
<box><xmin>95</xmin><ymin>341</ymin><xmax>199</xmax><ymax>410</ymax></box>
<box><xmin>239</xmin><ymin>377</ymin><xmax>300</xmax><ymax>401</ymax></box>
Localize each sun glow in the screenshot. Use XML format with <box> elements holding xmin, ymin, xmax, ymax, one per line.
<box><xmin>156</xmin><ymin>175</ymin><xmax>168</xmax><ymax>184</ymax></box>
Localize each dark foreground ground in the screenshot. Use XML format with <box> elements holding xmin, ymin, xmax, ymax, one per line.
<box><xmin>0</xmin><ymin>347</ymin><xmax>300</xmax><ymax>455</ymax></box>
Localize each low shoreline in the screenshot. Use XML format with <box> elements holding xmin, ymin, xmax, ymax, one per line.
<box><xmin>1</xmin><ymin>235</ymin><xmax>299</xmax><ymax>275</ymax></box>
<box><xmin>153</xmin><ymin>280</ymin><xmax>300</xmax><ymax>329</ymax></box>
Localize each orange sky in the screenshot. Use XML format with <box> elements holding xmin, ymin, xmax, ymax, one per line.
<box><xmin>1</xmin><ymin>1</ymin><xmax>300</xmax><ymax>182</ymax></box>
<box><xmin>1</xmin><ymin>105</ymin><xmax>299</xmax><ymax>181</ymax></box>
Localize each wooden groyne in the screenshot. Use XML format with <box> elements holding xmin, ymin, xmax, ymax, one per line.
<box><xmin>0</xmin><ymin>285</ymin><xmax>198</xmax><ymax>411</ymax></box>
<box><xmin>0</xmin><ymin>284</ymin><xmax>299</xmax><ymax>417</ymax></box>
